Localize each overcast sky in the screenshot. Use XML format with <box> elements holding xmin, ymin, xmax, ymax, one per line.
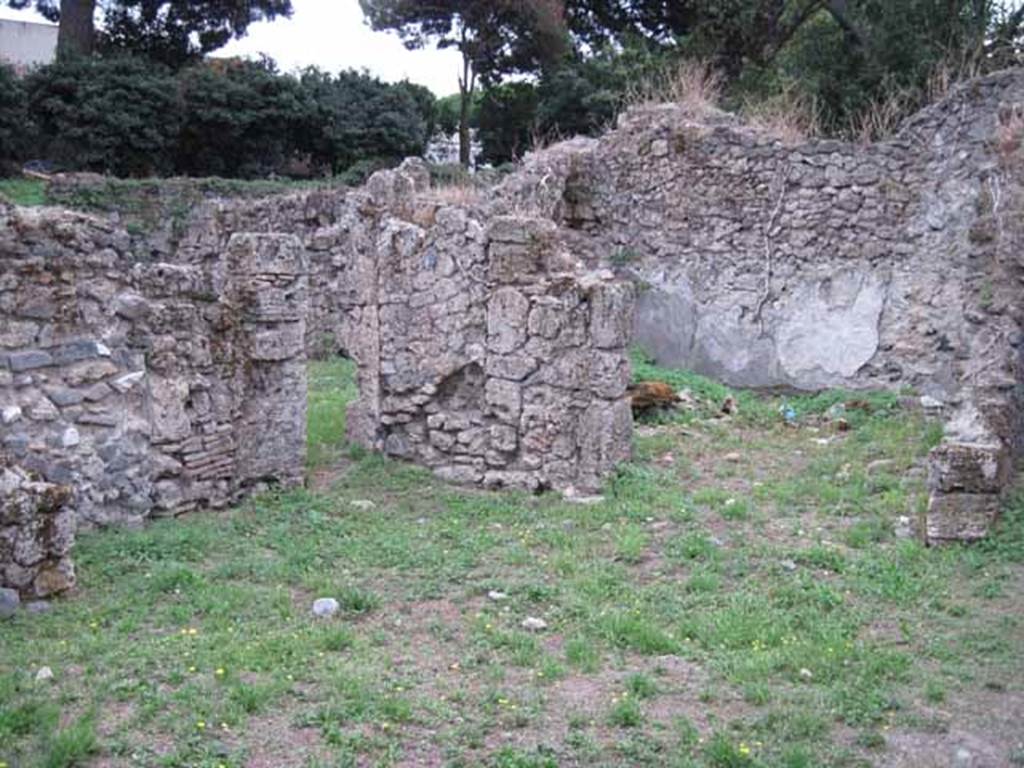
<box><xmin>0</xmin><ymin>0</ymin><xmax>464</xmax><ymax>95</ymax></box>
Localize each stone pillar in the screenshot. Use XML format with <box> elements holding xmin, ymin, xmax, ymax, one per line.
<box><xmin>925</xmin><ymin>402</ymin><xmax>1013</xmax><ymax>543</ymax></box>
<box><xmin>227</xmin><ymin>233</ymin><xmax>309</xmax><ymax>491</ymax></box>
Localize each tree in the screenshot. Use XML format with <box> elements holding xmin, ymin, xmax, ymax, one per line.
<box><xmin>558</xmin><ymin>0</ymin><xmax>1024</xmax><ymax>135</ymax></box>
<box><xmin>5</xmin><ymin>1</ymin><xmax>293</xmax><ymax>67</ymax></box>
<box><xmin>299</xmin><ymin>68</ymin><xmax>433</xmax><ymax>176</ymax></box>
<box><xmin>100</xmin><ymin>0</ymin><xmax>293</xmax><ymax>68</ymax></box>
<box><xmin>359</xmin><ymin>0</ymin><xmax>567</xmax><ymax>167</ymax></box>
<box><xmin>25</xmin><ymin>55</ymin><xmax>180</xmax><ymax>175</ymax></box>
<box><xmin>477</xmin><ymin>82</ymin><xmax>538</xmax><ymax>165</ymax></box>
<box><xmin>7</xmin><ymin>0</ymin><xmax>95</xmax><ymax>58</ymax></box>
<box><xmin>0</xmin><ymin>64</ymin><xmax>29</xmax><ymax>170</ymax></box>
<box><xmin>175</xmin><ymin>57</ymin><xmax>312</xmax><ymax>178</ymax></box>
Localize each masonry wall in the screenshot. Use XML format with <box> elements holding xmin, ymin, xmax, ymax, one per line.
<box><xmin>345</xmin><ymin>207</ymin><xmax>635</xmax><ymax>493</ymax></box>
<box><xmin>0</xmin><ymin>204</ymin><xmax>308</xmax><ymax>539</ymax></box>
<box><xmin>489</xmin><ymin>69</ymin><xmax>1024</xmax><ymax>542</ymax></box>
<box><xmin>2</xmin><ymin>68</ymin><xmax>1021</xmax><ymax>590</ymax></box>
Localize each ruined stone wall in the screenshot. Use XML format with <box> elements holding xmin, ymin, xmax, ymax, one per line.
<box><xmin>3</xmin><ymin>68</ymin><xmax>1021</xmax><ymax>578</ymax></box>
<box><xmin>345</xmin><ymin>207</ymin><xmax>635</xmax><ymax>493</ymax></box>
<box><xmin>490</xmin><ymin>69</ymin><xmax>1024</xmax><ymax>541</ymax></box>
<box><xmin>1</xmin><ymin>464</ymin><xmax>75</xmax><ymax>599</ymax></box>
<box><xmin>151</xmin><ymin>164</ymin><xmax>638</xmax><ymax>494</ymax></box>
<box><xmin>0</xmin><ymin>204</ymin><xmax>308</xmax><ymax>539</ymax></box>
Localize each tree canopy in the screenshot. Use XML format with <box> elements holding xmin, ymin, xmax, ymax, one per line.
<box><xmin>5</xmin><ymin>0</ymin><xmax>293</xmax><ymax>64</ymax></box>
<box><xmin>359</xmin><ymin>0</ymin><xmax>568</xmax><ymax>165</ymax></box>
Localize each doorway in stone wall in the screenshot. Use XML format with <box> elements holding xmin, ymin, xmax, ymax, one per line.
<box><xmin>306</xmin><ymin>353</ymin><xmax>360</xmax><ymax>489</ymax></box>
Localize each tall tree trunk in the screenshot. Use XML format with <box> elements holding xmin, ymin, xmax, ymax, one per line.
<box><xmin>457</xmin><ymin>48</ymin><xmax>476</xmax><ymax>168</ymax></box>
<box><xmin>57</xmin><ymin>0</ymin><xmax>96</xmax><ymax>59</ymax></box>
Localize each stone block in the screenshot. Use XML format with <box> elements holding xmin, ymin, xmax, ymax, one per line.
<box><xmin>927</xmin><ymin>442</ymin><xmax>1012</xmax><ymax>494</ymax></box>
<box><xmin>926</xmin><ymin>492</ymin><xmax>1002</xmax><ymax>543</ymax></box>
<box><xmin>248</xmin><ymin>324</ymin><xmax>304</xmax><ymax>362</ymax></box>
<box><xmin>228</xmin><ymin>232</ymin><xmax>307</xmax><ymax>276</ymax></box>
<box><xmin>589</xmin><ymin>281</ymin><xmax>635</xmax><ymax>349</ymax></box>
<box><xmin>487</xmin><ymin>288</ymin><xmax>529</xmax><ymax>354</ymax></box>
<box><xmin>8</xmin><ymin>350</ymin><xmax>53</xmax><ymax>372</ymax></box>
<box><xmin>485</xmin><ymin>379</ymin><xmax>522</xmax><ymax>424</ymax></box>
<box><xmin>51</xmin><ymin>340</ymin><xmax>111</xmax><ymax>366</ymax></box>
<box><xmin>45</xmin><ymin>387</ymin><xmax>84</xmax><ymax>407</ymax></box>
<box><xmin>486</xmin><ymin>355</ymin><xmax>539</xmax><ymax>382</ymax></box>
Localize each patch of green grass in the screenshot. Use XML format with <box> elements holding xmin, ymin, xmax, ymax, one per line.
<box><xmin>597</xmin><ymin>611</ymin><xmax>679</xmax><ymax>655</ymax></box>
<box><xmin>565</xmin><ymin>635</ymin><xmax>602</xmax><ymax>673</ymax></box>
<box><xmin>307</xmin><ymin>357</ymin><xmax>358</xmax><ymax>470</ymax></box>
<box><xmin>608</xmin><ymin>696</ymin><xmax>644</xmax><ymax>728</ymax></box>
<box><xmin>0</xmin><ymin>178</ymin><xmax>46</xmax><ymax>206</ymax></box>
<box><xmin>42</xmin><ymin>713</ymin><xmax>98</xmax><ymax>768</ymax></box>
<box><xmin>626</xmin><ymin>672</ymin><xmax>659</xmax><ymax>699</ymax></box>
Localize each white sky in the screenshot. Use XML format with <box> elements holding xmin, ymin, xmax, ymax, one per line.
<box><xmin>0</xmin><ymin>0</ymin><xmax>464</xmax><ymax>95</ymax></box>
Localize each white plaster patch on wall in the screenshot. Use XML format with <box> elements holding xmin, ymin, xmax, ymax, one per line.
<box><xmin>776</xmin><ymin>271</ymin><xmax>887</xmax><ymax>383</ymax></box>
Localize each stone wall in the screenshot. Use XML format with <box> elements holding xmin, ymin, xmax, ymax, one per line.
<box><xmin>345</xmin><ymin>208</ymin><xmax>635</xmax><ymax>493</ymax></box>
<box><xmin>3</xmin><ymin>68</ymin><xmax>1022</xmax><ymax>589</ymax></box>
<box><xmin>0</xmin><ymin>464</ymin><xmax>75</xmax><ymax>599</ymax></box>
<box><xmin>0</xmin><ymin>204</ymin><xmax>308</xmax><ymax>541</ymax></box>
<box><xmin>487</xmin><ymin>69</ymin><xmax>1024</xmax><ymax>543</ymax></box>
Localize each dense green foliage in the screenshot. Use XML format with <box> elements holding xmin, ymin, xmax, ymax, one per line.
<box><xmin>477</xmin><ymin>83</ymin><xmax>538</xmax><ymax>166</ymax></box>
<box><xmin>5</xmin><ymin>0</ymin><xmax>1023</xmax><ymax>175</ymax></box>
<box><xmin>7</xmin><ymin>57</ymin><xmax>434</xmax><ymax>179</ymax></box>
<box><xmin>175</xmin><ymin>59</ymin><xmax>310</xmax><ymax>178</ymax></box>
<box><xmin>473</xmin><ymin>0</ymin><xmax>1024</xmax><ymax>163</ymax></box>
<box><xmin>25</xmin><ymin>56</ymin><xmax>181</xmax><ymax>177</ymax></box>
<box><xmin>301</xmin><ymin>69</ymin><xmax>434</xmax><ymax>176</ymax></box>
<box><xmin>0</xmin><ymin>65</ymin><xmax>29</xmax><ymax>172</ymax></box>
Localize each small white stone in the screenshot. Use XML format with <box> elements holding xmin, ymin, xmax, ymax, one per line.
<box><xmin>563</xmin><ymin>486</ymin><xmax>605</xmax><ymax>505</ymax></box>
<box><xmin>487</xmin><ymin>590</ymin><xmax>508</xmax><ymax>602</ymax></box>
<box><xmin>350</xmin><ymin>499</ymin><xmax>376</xmax><ymax>511</ymax></box>
<box><xmin>920</xmin><ymin>395</ymin><xmax>944</xmax><ymax>410</ymax></box>
<box><xmin>60</xmin><ymin>427</ymin><xmax>80</xmax><ymax>448</ymax></box>
<box><xmin>111</xmin><ymin>371</ymin><xmax>145</xmax><ymax>393</ymax></box>
<box><xmin>96</xmin><ymin>342</ymin><xmax>112</xmax><ymax>357</ymax></box>
<box><xmin>521</xmin><ymin>616</ymin><xmax>547</xmax><ymax>632</ymax></box>
<box><xmin>799</xmin><ymin>667</ymin><xmax>813</xmax><ymax>679</ymax></box>
<box><xmin>1</xmin><ymin>405</ymin><xmax>22</xmax><ymax>424</ymax></box>
<box><xmin>954</xmin><ymin>747</ymin><xmax>972</xmax><ymax>767</ymax></box>
<box><xmin>311</xmin><ymin>598</ymin><xmax>340</xmax><ymax>618</ymax></box>
<box><xmin>35</xmin><ymin>666</ymin><xmax>54</xmax><ymax>683</ymax></box>
<box><xmin>780</xmin><ymin>559</ymin><xmax>798</xmax><ymax>572</ymax></box>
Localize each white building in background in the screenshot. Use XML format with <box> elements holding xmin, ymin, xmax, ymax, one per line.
<box><xmin>0</xmin><ymin>19</ymin><xmax>57</xmax><ymax>74</ymax></box>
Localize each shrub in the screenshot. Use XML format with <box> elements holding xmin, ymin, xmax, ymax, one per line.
<box><xmin>301</xmin><ymin>68</ymin><xmax>432</xmax><ymax>175</ymax></box>
<box><xmin>478</xmin><ymin>82</ymin><xmax>539</xmax><ymax>165</ymax></box>
<box><xmin>3</xmin><ymin>57</ymin><xmax>436</xmax><ymax>181</ymax></box>
<box><xmin>0</xmin><ymin>64</ymin><xmax>29</xmax><ymax>171</ymax></box>
<box><xmin>25</xmin><ymin>56</ymin><xmax>180</xmax><ymax>177</ymax></box>
<box><xmin>176</xmin><ymin>58</ymin><xmax>314</xmax><ymax>178</ymax></box>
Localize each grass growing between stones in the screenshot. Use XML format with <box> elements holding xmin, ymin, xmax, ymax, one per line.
<box><xmin>2</xmin><ymin>359</ymin><xmax>1023</xmax><ymax>767</ymax></box>
<box><xmin>0</xmin><ymin>179</ymin><xmax>46</xmax><ymax>207</ymax></box>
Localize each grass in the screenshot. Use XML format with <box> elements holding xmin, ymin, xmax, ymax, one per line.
<box><xmin>0</xmin><ymin>178</ymin><xmax>46</xmax><ymax>206</ymax></box>
<box><xmin>0</xmin><ymin>358</ymin><xmax>1022</xmax><ymax>767</ymax></box>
